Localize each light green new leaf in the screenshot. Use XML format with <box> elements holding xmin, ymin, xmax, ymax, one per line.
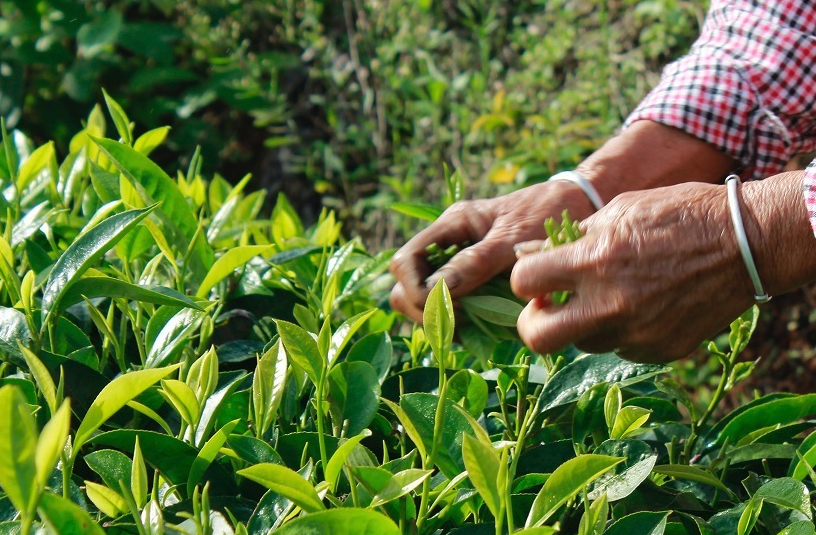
<box><xmin>12</xmin><ymin>201</ymin><xmax>53</xmax><ymax>247</ymax></box>
<box><xmin>160</xmin><ymin>379</ymin><xmax>200</xmax><ymax>428</ymax></box>
<box><xmin>578</xmin><ymin>493</ymin><xmax>608</xmax><ymax>535</ymax></box>
<box><xmin>145</xmin><ymin>308</ymin><xmax>206</xmax><ymax>368</ymax></box>
<box><xmin>132</xmin><ymin>436</ymin><xmax>147</xmax><ymax>509</ymax></box>
<box><xmin>61</xmin><ymin>276</ymin><xmax>203</xmax><ymax>311</ymax></box>
<box><xmin>277</xmin><ymin>320</ymin><xmax>322</xmax><ymax>385</ymax></box>
<box><xmin>526</xmin><ymin>454</ymin><xmax>623</xmax><ymax>528</ymax></box>
<box><xmin>90</xmin><ymin>137</ymin><xmax>214</xmax><ymax>281</ymax></box>
<box><xmin>41</xmin><ymin>205</ymin><xmax>156</xmax><ymax>323</ymax></box>
<box><xmin>423</xmin><ymin>278</ymin><xmax>454</xmax><ymax>364</ymax></box>
<box><xmin>328</xmin><ymin>309</ymin><xmax>377</xmax><ymax>367</ymax></box>
<box><xmin>272</xmin><ymin>508</ymin><xmax>399</xmax><ymax>535</ymax></box>
<box><xmin>604</xmin><ymin>384</ymin><xmax>621</xmax><ymax>431</ymax></box>
<box><xmin>381</xmin><ymin>399</ymin><xmax>427</xmax><ymax>462</ymax></box>
<box><xmin>35</xmin><ymin>400</ymin><xmax>71</xmax><ymax>489</ymax></box>
<box><xmin>74</xmin><ymin>364</ymin><xmax>180</xmax><ymax>453</ymax></box>
<box><xmin>237</xmin><ymin>463</ymin><xmax>325</xmax><ymax>513</ymax></box>
<box><xmin>38</xmin><ymin>492</ymin><xmax>106</xmax><ymax>535</ymax></box>
<box><xmin>0</xmin><ymin>385</ymin><xmax>37</xmax><ymax>515</ymax></box>
<box><xmin>738</xmin><ymin>498</ymin><xmax>762</xmax><ymax>535</ymax></box>
<box><xmin>187</xmin><ymin>420</ymin><xmax>239</xmax><ymax>496</ymax></box>
<box><xmin>352</xmin><ymin>466</ymin><xmax>432</xmax><ymax>508</ymax></box>
<box><xmin>20</xmin><ymin>344</ymin><xmax>58</xmax><ymax>415</ymax></box>
<box><xmin>134</xmin><ymin>126</ymin><xmax>171</xmax><ymax>156</ymax></box>
<box><xmin>0</xmin><ymin>307</ymin><xmax>32</xmax><ymax>362</ymax></box>
<box><xmin>102</xmin><ymin>89</ymin><xmax>132</xmax><ymax>145</ymax></box>
<box><xmin>462</xmin><ymin>433</ymin><xmax>501</xmax><ymax>519</ymax></box>
<box><xmin>390</xmin><ymin>202</ymin><xmax>443</xmax><ymax>222</ymax></box>
<box><xmin>16</xmin><ymin>141</ymin><xmax>55</xmax><ymax>193</ymax></box>
<box><xmin>610</xmin><ymin>406</ymin><xmax>651</xmax><ymax>440</ymax></box>
<box><xmin>85</xmin><ymin>480</ymin><xmax>128</xmax><ymax>518</ymax></box>
<box><xmin>253</xmin><ymin>340</ymin><xmax>288</xmax><ymax>438</ymax></box>
<box><xmin>197</xmin><ymin>245</ymin><xmax>275</xmax><ymax>298</ymax></box>
<box><xmin>325</xmin><ymin>430</ymin><xmax>372</xmax><ymax>492</ymax></box>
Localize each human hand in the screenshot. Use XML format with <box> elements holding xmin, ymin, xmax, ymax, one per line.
<box><xmin>510</xmin><ymin>182</ymin><xmax>757</xmax><ymax>363</ymax></box>
<box><xmin>389</xmin><ymin>180</ymin><xmax>598</xmax><ymax>322</ymax></box>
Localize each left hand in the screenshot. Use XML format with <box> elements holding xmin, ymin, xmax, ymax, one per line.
<box><xmin>510</xmin><ymin>182</ymin><xmax>756</xmax><ymax>363</ymax></box>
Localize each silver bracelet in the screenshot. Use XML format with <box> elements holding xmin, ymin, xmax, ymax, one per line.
<box><xmin>549</xmin><ymin>170</ymin><xmax>605</xmax><ymax>211</ymax></box>
<box><xmin>725</xmin><ymin>174</ymin><xmax>771</xmax><ymax>303</ymax></box>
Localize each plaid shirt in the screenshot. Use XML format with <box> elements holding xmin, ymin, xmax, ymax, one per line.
<box><xmin>622</xmin><ymin>0</ymin><xmax>816</xmax><ymax>235</ymax></box>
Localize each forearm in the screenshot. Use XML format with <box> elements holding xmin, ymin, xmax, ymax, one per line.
<box><xmin>741</xmin><ymin>171</ymin><xmax>816</xmax><ymax>297</ymax></box>
<box><xmin>575</xmin><ymin>120</ymin><xmax>738</xmax><ymax>205</ymax></box>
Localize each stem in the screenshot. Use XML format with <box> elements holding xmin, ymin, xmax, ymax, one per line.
<box><xmin>20</xmin><ymin>515</ymin><xmax>32</xmax><ymax>535</ymax></box>
<box><xmin>315</xmin><ymin>379</ymin><xmax>329</xmax><ymax>475</ymax></box>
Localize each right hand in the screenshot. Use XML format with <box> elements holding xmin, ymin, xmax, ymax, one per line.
<box><xmin>388</xmin><ymin>180</ymin><xmax>598</xmax><ymax>322</ymax></box>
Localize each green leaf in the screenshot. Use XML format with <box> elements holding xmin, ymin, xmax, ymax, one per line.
<box><xmin>37</xmin><ymin>492</ymin><xmax>106</xmax><ymax>535</ymax></box>
<box><xmin>778</xmin><ymin>521</ymin><xmax>816</xmax><ymax>535</ymax></box>
<box><xmin>132</xmin><ymin>437</ymin><xmax>147</xmax><ymax>509</ymax></box>
<box><xmin>754</xmin><ymin>478</ymin><xmax>812</xmax><ymax>520</ymax></box>
<box><xmin>604</xmin><ymin>384</ymin><xmax>622</xmax><ymax>431</ymax></box>
<box><xmin>187</xmin><ymin>420</ymin><xmax>239</xmax><ymax>496</ymax></box>
<box><xmin>573</xmin><ymin>383</ymin><xmax>609</xmax><ymax>448</ymax></box>
<box><xmin>328</xmin><ymin>309</ymin><xmax>377</xmax><ymax>368</ymax></box>
<box><xmin>61</xmin><ymin>276</ymin><xmax>202</xmax><ymax>311</ymax></box>
<box><xmin>90</xmin><ymin>137</ymin><xmax>213</xmax><ymax>282</ymax></box>
<box><xmin>381</xmin><ymin>399</ymin><xmax>427</xmax><ymax>462</ymax></box>
<box><xmin>790</xmin><ymin>429</ymin><xmax>816</xmax><ymax>481</ymax></box>
<box><xmin>20</xmin><ymin>345</ymin><xmax>58</xmax><ymax>415</ymax></box>
<box><xmin>145</xmin><ymin>308</ymin><xmax>206</xmax><ymax>368</ymax></box>
<box><xmin>84</xmin><ymin>450</ymin><xmax>132</xmax><ymax>492</ymax></box>
<box><xmin>77</xmin><ymin>10</ymin><xmax>122</xmax><ymax>58</ymax></box>
<box><xmin>651</xmin><ymin>465</ymin><xmax>732</xmax><ymax>494</ymax></box>
<box><xmin>526</xmin><ymin>455</ymin><xmax>623</xmax><ymax>528</ymax></box>
<box><xmin>253</xmin><ymin>340</ymin><xmax>288</xmax><ymax>438</ymax></box>
<box><xmin>74</xmin><ymin>365</ymin><xmax>180</xmax><ymax>453</ymax></box>
<box><xmin>237</xmin><ymin>463</ymin><xmax>325</xmax><ymax>513</ymax></box>
<box><xmin>277</xmin><ymin>320</ymin><xmax>322</xmax><ymax>385</ymax></box>
<box><xmin>603</xmin><ymin>511</ymin><xmax>669</xmax><ymax>535</ymax></box>
<box><xmin>610</xmin><ymin>406</ymin><xmax>651</xmax><ymax>440</ymax></box>
<box><xmin>35</xmin><ymin>400</ymin><xmax>71</xmax><ymax>489</ymax></box>
<box><xmin>327</xmin><ymin>362</ymin><xmax>380</xmax><ymax>436</ymax></box>
<box><xmin>16</xmin><ymin>141</ymin><xmax>54</xmax><ymax>193</ymax></box>
<box><xmin>705</xmin><ymin>394</ymin><xmax>816</xmax><ymax>450</ymax></box>
<box><xmin>460</xmin><ymin>295</ymin><xmax>523</xmax><ymax>327</ymax></box>
<box><xmin>84</xmin><ymin>480</ymin><xmax>128</xmax><ymax>518</ymax></box>
<box><xmin>353</xmin><ymin>467</ymin><xmax>432</xmax><ymax>508</ymax></box>
<box><xmin>41</xmin><ymin>205</ymin><xmax>156</xmax><ymax>323</ymax></box>
<box><xmin>134</xmin><ymin>126</ymin><xmax>171</xmax><ymax>156</ymax></box>
<box><xmin>325</xmin><ymin>430</ymin><xmax>372</xmax><ymax>493</ymax></box>
<box><xmin>196</xmin><ymin>245</ymin><xmax>275</xmax><ymax>298</ymax></box>
<box><xmin>0</xmin><ymin>385</ymin><xmax>37</xmax><ymax>515</ymax></box>
<box><xmin>346</xmin><ymin>332</ymin><xmax>392</xmax><ymax>384</ymax></box>
<box><xmin>228</xmin><ymin>435</ymin><xmax>283</xmax><ymax>466</ymax></box>
<box><xmin>160</xmin><ymin>379</ymin><xmax>200</xmax><ymax>427</ymax></box>
<box><xmin>462</xmin><ymin>433</ymin><xmax>501</xmax><ymax>519</ymax></box>
<box><xmin>390</xmin><ymin>202</ymin><xmax>443</xmax><ymax>222</ymax></box>
<box><xmin>423</xmin><ymin>278</ymin><xmax>454</xmax><ymax>363</ymax></box>
<box><xmin>447</xmin><ymin>369</ymin><xmax>488</xmax><ymax>418</ymax></box>
<box><xmin>539</xmin><ymin>354</ymin><xmax>670</xmax><ymax>413</ymax></box>
<box><xmin>738</xmin><ymin>498</ymin><xmax>762</xmax><ymax>535</ymax></box>
<box><xmin>102</xmin><ymin>89</ymin><xmax>132</xmax><ymax>145</ymax></box>
<box><xmin>272</xmin><ymin>508</ymin><xmax>399</xmax><ymax>535</ymax></box>
<box><xmin>578</xmin><ymin>493</ymin><xmax>608</xmax><ymax>535</ymax></box>
<box><xmin>588</xmin><ymin>440</ymin><xmax>656</xmax><ymax>502</ymax></box>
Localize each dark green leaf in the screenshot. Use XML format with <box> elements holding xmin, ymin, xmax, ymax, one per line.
<box><xmin>589</xmin><ymin>440</ymin><xmax>657</xmax><ymax>502</ymax></box>
<box><xmin>61</xmin><ymin>277</ymin><xmax>202</xmax><ymax>310</ymax></box>
<box><xmin>347</xmin><ymin>331</ymin><xmax>393</xmax><ymax>384</ymax></box>
<box><xmin>603</xmin><ymin>511</ymin><xmax>669</xmax><ymax>535</ymax></box>
<box><xmin>0</xmin><ymin>307</ymin><xmax>31</xmax><ymax>363</ymax></box>
<box><xmin>84</xmin><ymin>450</ymin><xmax>132</xmax><ymax>493</ymax></box>
<box><xmin>327</xmin><ymin>361</ymin><xmax>380</xmax><ymax>436</ymax></box>
<box><xmin>447</xmin><ymin>369</ymin><xmax>488</xmax><ymax>418</ymax></box>
<box><xmin>227</xmin><ymin>435</ymin><xmax>283</xmax><ymax>466</ymax></box>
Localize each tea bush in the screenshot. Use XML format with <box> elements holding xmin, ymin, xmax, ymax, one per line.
<box><xmin>0</xmin><ymin>0</ymin><xmax>706</xmax><ymax>241</ymax></box>
<box><xmin>1</xmin><ymin>95</ymin><xmax>816</xmax><ymax>534</ymax></box>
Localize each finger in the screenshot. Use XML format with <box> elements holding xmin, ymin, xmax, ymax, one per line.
<box><xmin>516</xmin><ymin>296</ymin><xmax>611</xmax><ymax>355</ymax></box>
<box><xmin>510</xmin><ymin>244</ymin><xmax>585</xmax><ymax>301</ymax></box>
<box><xmin>389</xmin><ymin>282</ymin><xmax>425</xmax><ymax>324</ymax></box>
<box><xmin>513</xmin><ymin>240</ymin><xmax>545</xmax><ymax>258</ymax></box>
<box><xmin>424</xmin><ymin>230</ymin><xmax>518</xmax><ymax>297</ymax></box>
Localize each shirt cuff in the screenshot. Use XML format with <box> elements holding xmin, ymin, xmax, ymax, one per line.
<box><xmin>804</xmin><ymin>158</ymin><xmax>816</xmax><ymax>239</ymax></box>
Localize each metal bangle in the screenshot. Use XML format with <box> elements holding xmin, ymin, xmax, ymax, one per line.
<box><xmin>548</xmin><ymin>170</ymin><xmax>605</xmax><ymax>211</ymax></box>
<box><xmin>725</xmin><ymin>174</ymin><xmax>771</xmax><ymax>303</ymax></box>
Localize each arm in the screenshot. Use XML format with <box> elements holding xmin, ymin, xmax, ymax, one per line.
<box><xmin>510</xmin><ymin>170</ymin><xmax>816</xmax><ymax>363</ymax></box>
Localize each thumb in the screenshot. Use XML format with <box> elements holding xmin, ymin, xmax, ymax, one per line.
<box><xmin>423</xmin><ymin>233</ymin><xmax>517</xmax><ymax>297</ymax></box>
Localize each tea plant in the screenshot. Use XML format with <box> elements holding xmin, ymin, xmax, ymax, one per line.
<box><xmin>0</xmin><ymin>97</ymin><xmax>815</xmax><ymax>535</ymax></box>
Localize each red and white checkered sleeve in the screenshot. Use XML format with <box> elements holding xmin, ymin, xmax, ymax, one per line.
<box><xmin>624</xmin><ymin>0</ymin><xmax>816</xmax><ymax>181</ymax></box>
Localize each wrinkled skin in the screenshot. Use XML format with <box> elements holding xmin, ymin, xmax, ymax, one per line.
<box><xmin>511</xmin><ymin>172</ymin><xmax>816</xmax><ymax>362</ymax></box>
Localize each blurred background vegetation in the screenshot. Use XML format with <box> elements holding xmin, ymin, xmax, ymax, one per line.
<box><xmin>0</xmin><ymin>0</ymin><xmax>705</xmax><ymax>243</ymax></box>
<box><xmin>9</xmin><ymin>0</ymin><xmax>816</xmax><ymax>402</ymax></box>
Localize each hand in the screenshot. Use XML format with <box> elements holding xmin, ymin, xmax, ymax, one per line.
<box><xmin>510</xmin><ymin>182</ymin><xmax>757</xmax><ymax>363</ymax></box>
<box><xmin>389</xmin><ymin>180</ymin><xmax>598</xmax><ymax>322</ymax></box>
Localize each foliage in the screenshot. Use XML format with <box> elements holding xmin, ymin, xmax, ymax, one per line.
<box><xmin>0</xmin><ymin>0</ymin><xmax>707</xmax><ymax>242</ymax></box>
<box><xmin>0</xmin><ymin>97</ymin><xmax>815</xmax><ymax>535</ymax></box>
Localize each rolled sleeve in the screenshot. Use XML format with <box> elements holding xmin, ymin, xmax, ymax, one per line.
<box><xmin>625</xmin><ymin>0</ymin><xmax>816</xmax><ymax>181</ymax></box>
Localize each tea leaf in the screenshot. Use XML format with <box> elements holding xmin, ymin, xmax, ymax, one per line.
<box><xmin>16</xmin><ymin>141</ymin><xmax>54</xmax><ymax>193</ymax></box>
<box><xmin>253</xmin><ymin>341</ymin><xmax>288</xmax><ymax>438</ymax></box>
<box><xmin>459</xmin><ymin>295</ymin><xmax>523</xmax><ymax>327</ymax></box>
<box><xmin>325</xmin><ymin>430</ymin><xmax>372</xmax><ymax>492</ymax></box>
<box><xmin>0</xmin><ymin>307</ymin><xmax>32</xmax><ymax>362</ymax></box>
<box><xmin>85</xmin><ymin>480</ymin><xmax>128</xmax><ymax>518</ymax></box>
<box><xmin>447</xmin><ymin>369</ymin><xmax>488</xmax><ymax>418</ymax></box>
<box><xmin>526</xmin><ymin>454</ymin><xmax>623</xmax><ymax>528</ymax></box>
<box><xmin>754</xmin><ymin>477</ymin><xmax>811</xmax><ymax>519</ymax></box>
<box><xmin>38</xmin><ymin>492</ymin><xmax>106</xmax><ymax>535</ymax></box>
<box><xmin>133</xmin><ymin>126</ymin><xmax>171</xmax><ymax>156</ymax></box>
<box><xmin>462</xmin><ymin>433</ymin><xmax>501</xmax><ymax>518</ymax></box>
<box><xmin>272</xmin><ymin>508</ymin><xmax>399</xmax><ymax>535</ymax></box>
<box><xmin>237</xmin><ymin>463</ymin><xmax>325</xmax><ymax>513</ymax></box>
<box><xmin>328</xmin><ymin>309</ymin><xmax>377</xmax><ymax>368</ymax></box>
<box><xmin>61</xmin><ymin>276</ymin><xmax>202</xmax><ymax>310</ymax></box>
<box><xmin>131</xmin><ymin>437</ymin><xmax>147</xmax><ymax>509</ymax></box>
<box><xmin>75</xmin><ymin>365</ymin><xmax>180</xmax><ymax>453</ymax></box>
<box><xmin>35</xmin><ymin>399</ymin><xmax>71</xmax><ymax>489</ymax></box>
<box><xmin>0</xmin><ymin>385</ymin><xmax>38</xmax><ymax>515</ymax></box>
<box><xmin>652</xmin><ymin>465</ymin><xmax>732</xmax><ymax>493</ymax></box>
<box><xmin>102</xmin><ymin>89</ymin><xmax>132</xmax><ymax>145</ymax></box>
<box><xmin>390</xmin><ymin>202</ymin><xmax>443</xmax><ymax>222</ymax></box>
<box><xmin>603</xmin><ymin>511</ymin><xmax>668</xmax><ymax>535</ymax></box>
<box><xmin>277</xmin><ymin>320</ymin><xmax>322</xmax><ymax>385</ymax></box>
<box><xmin>187</xmin><ymin>419</ymin><xmax>239</xmax><ymax>496</ymax></box>
<box><xmin>196</xmin><ymin>245</ymin><xmax>275</xmax><ymax>298</ymax></box>
<box><xmin>327</xmin><ymin>361</ymin><xmax>380</xmax><ymax>436</ymax></box>
<box><xmin>41</xmin><ymin>205</ymin><xmax>156</xmax><ymax>323</ymax></box>
<box><xmin>423</xmin><ymin>278</ymin><xmax>454</xmax><ymax>364</ymax></box>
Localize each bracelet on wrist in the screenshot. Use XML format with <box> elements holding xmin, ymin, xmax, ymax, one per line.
<box><xmin>549</xmin><ymin>170</ymin><xmax>605</xmax><ymax>211</ymax></box>
<box><xmin>725</xmin><ymin>174</ymin><xmax>771</xmax><ymax>304</ymax></box>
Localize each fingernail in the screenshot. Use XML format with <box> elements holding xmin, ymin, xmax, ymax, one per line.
<box><xmin>513</xmin><ymin>240</ymin><xmax>544</xmax><ymax>258</ymax></box>
<box><xmin>425</xmin><ymin>271</ymin><xmax>461</xmax><ymax>290</ymax></box>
